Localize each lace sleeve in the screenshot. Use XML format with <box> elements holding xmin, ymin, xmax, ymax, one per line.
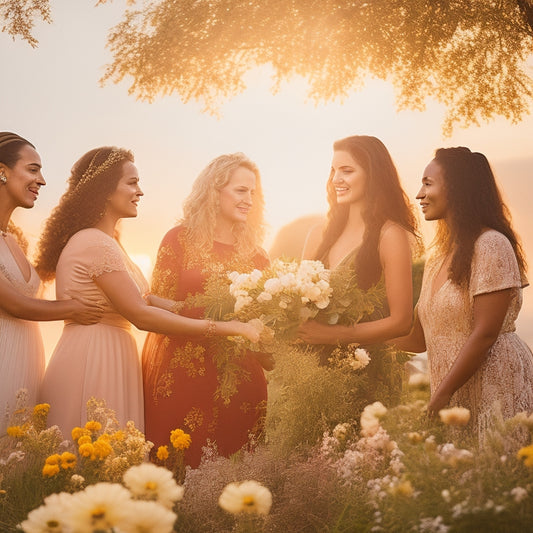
<box><xmin>85</xmin><ymin>240</ymin><xmax>127</xmax><ymax>279</ymax></box>
<box><xmin>470</xmin><ymin>231</ymin><xmax>521</xmax><ymax>297</ymax></box>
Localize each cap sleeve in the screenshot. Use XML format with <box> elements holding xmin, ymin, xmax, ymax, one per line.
<box><xmin>72</xmin><ymin>231</ymin><xmax>127</xmax><ymax>279</ymax></box>
<box><xmin>469</xmin><ymin>230</ymin><xmax>521</xmax><ymax>297</ymax></box>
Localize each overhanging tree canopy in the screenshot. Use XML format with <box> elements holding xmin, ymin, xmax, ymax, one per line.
<box><xmin>4</xmin><ymin>0</ymin><xmax>533</xmax><ymax>135</ymax></box>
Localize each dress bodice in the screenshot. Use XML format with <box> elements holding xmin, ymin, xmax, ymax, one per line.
<box><xmin>0</xmin><ymin>235</ymin><xmax>41</xmax><ymax>319</ymax></box>
<box><xmin>55</xmin><ymin>228</ymin><xmax>149</xmax><ymax>329</ymax></box>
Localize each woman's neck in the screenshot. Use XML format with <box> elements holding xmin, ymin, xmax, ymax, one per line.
<box><xmin>0</xmin><ymin>196</ymin><xmax>15</xmax><ymax>233</ymax></box>
<box><xmin>93</xmin><ymin>215</ymin><xmax>118</xmax><ymax>238</ymax></box>
<box><xmin>213</xmin><ymin>220</ymin><xmax>235</xmax><ymax>244</ymax></box>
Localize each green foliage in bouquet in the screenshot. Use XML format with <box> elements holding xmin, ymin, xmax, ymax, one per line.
<box><xmin>315</xmin><ymin>265</ymin><xmax>385</xmax><ymax>326</ymax></box>
<box><xmin>193</xmin><ymin>259</ymin><xmax>386</xmax><ymax>342</ymax></box>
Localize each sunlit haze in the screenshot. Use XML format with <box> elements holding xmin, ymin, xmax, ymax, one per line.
<box><xmin>2</xmin><ymin>0</ymin><xmax>533</xmax><ymax>357</ymax></box>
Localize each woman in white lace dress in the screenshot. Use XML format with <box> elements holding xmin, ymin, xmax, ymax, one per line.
<box><xmin>0</xmin><ymin>132</ymin><xmax>102</xmax><ymax>434</ymax></box>
<box><xmin>395</xmin><ymin>147</ymin><xmax>533</xmax><ymax>442</ymax></box>
<box><xmin>35</xmin><ymin>147</ymin><xmax>260</xmax><ymax>436</ymax></box>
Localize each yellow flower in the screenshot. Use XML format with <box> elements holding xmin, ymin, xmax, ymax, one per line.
<box><xmin>439</xmin><ymin>407</ymin><xmax>471</xmax><ymax>426</ymax></box>
<box><xmin>170</xmin><ymin>429</ymin><xmax>192</xmax><ymax>450</ymax></box>
<box><xmin>60</xmin><ymin>452</ymin><xmax>77</xmax><ymax>470</ymax></box>
<box><xmin>42</xmin><ymin>463</ymin><xmax>60</xmax><ymax>477</ymax></box>
<box><xmin>72</xmin><ymin>426</ymin><xmax>90</xmax><ymax>441</ymax></box>
<box><xmin>517</xmin><ymin>445</ymin><xmax>533</xmax><ymax>467</ymax></box>
<box><xmin>45</xmin><ymin>454</ymin><xmax>61</xmax><ymax>466</ymax></box>
<box><xmin>111</xmin><ymin>430</ymin><xmax>125</xmax><ymax>441</ymax></box>
<box><xmin>85</xmin><ymin>420</ymin><xmax>102</xmax><ymax>432</ymax></box>
<box><xmin>6</xmin><ymin>425</ymin><xmax>25</xmax><ymax>438</ymax></box>
<box><xmin>93</xmin><ymin>438</ymin><xmax>113</xmax><ymax>459</ymax></box>
<box><xmin>79</xmin><ymin>442</ymin><xmax>95</xmax><ymax>459</ymax></box>
<box><xmin>78</xmin><ymin>435</ymin><xmax>92</xmax><ymax>445</ymax></box>
<box><xmin>156</xmin><ymin>446</ymin><xmax>169</xmax><ymax>461</ymax></box>
<box><xmin>407</xmin><ymin>432</ymin><xmax>424</xmax><ymax>444</ymax></box>
<box><xmin>391</xmin><ymin>480</ymin><xmax>414</xmax><ymax>497</ymax></box>
<box><xmin>33</xmin><ymin>403</ymin><xmax>50</xmax><ymax>416</ymax></box>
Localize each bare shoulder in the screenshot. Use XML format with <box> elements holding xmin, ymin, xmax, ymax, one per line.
<box><xmin>302</xmin><ymin>222</ymin><xmax>326</xmax><ymax>260</ymax></box>
<box><xmin>379</xmin><ymin>221</ymin><xmax>412</xmax><ymax>264</ymax></box>
<box><xmin>380</xmin><ymin>221</ymin><xmax>411</xmax><ymax>243</ymax></box>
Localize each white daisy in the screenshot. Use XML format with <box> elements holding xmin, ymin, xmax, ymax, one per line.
<box><xmin>219</xmin><ymin>480</ymin><xmax>272</xmax><ymax>515</ymax></box>
<box><xmin>123</xmin><ymin>463</ymin><xmax>184</xmax><ymax>509</ymax></box>
<box><xmin>18</xmin><ymin>493</ymin><xmax>72</xmax><ymax>533</ymax></box>
<box><xmin>63</xmin><ymin>482</ymin><xmax>131</xmax><ymax>533</ymax></box>
<box><xmin>115</xmin><ymin>500</ymin><xmax>177</xmax><ymax>533</ymax></box>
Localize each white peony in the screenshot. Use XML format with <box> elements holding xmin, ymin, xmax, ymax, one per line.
<box><xmin>360</xmin><ymin>401</ymin><xmax>388</xmax><ymax>437</ymax></box>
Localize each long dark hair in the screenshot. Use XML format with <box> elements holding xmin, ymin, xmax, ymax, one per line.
<box><xmin>35</xmin><ymin>147</ymin><xmax>134</xmax><ymax>282</ymax></box>
<box><xmin>433</xmin><ymin>146</ymin><xmax>527</xmax><ymax>286</ymax></box>
<box><xmin>315</xmin><ymin>135</ymin><xmax>421</xmax><ymax>289</ymax></box>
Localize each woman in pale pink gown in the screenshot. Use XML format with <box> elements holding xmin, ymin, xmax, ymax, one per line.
<box><xmin>0</xmin><ymin>132</ymin><xmax>102</xmax><ymax>434</ymax></box>
<box><xmin>35</xmin><ymin>147</ymin><xmax>260</xmax><ymax>437</ymax></box>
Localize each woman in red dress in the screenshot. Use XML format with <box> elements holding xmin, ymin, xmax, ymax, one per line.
<box><xmin>142</xmin><ymin>153</ymin><xmax>270</xmax><ymax>468</ymax></box>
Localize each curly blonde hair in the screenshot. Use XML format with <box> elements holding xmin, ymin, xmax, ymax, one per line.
<box><xmin>35</xmin><ymin>146</ymin><xmax>134</xmax><ymax>282</ymax></box>
<box><xmin>181</xmin><ymin>153</ymin><xmax>266</xmax><ymax>257</ymax></box>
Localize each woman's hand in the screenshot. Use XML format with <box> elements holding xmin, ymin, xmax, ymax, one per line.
<box><xmin>426</xmin><ymin>389</ymin><xmax>452</xmax><ymax>419</ymax></box>
<box><xmin>234</xmin><ymin>320</ymin><xmax>261</xmax><ymax>343</ymax></box>
<box><xmin>66</xmin><ymin>292</ymin><xmax>104</xmax><ymax>325</ymax></box>
<box><xmin>297</xmin><ymin>320</ymin><xmax>340</xmax><ymax>344</ymax></box>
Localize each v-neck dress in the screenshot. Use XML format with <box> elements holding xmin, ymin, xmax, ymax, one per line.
<box><xmin>417</xmin><ymin>230</ymin><xmax>533</xmax><ymax>441</ymax></box>
<box><xmin>40</xmin><ymin>228</ymin><xmax>148</xmax><ymax>435</ymax></box>
<box><xmin>0</xmin><ymin>235</ymin><xmax>45</xmax><ymax>434</ymax></box>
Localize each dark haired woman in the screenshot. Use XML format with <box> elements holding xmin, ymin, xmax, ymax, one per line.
<box><xmin>297</xmin><ymin>135</ymin><xmax>422</xmax><ymax>405</ymax></box>
<box><xmin>35</xmin><ymin>147</ymin><xmax>260</xmax><ymax>435</ymax></box>
<box><xmin>394</xmin><ymin>147</ymin><xmax>533</xmax><ymax>442</ymax></box>
<box><xmin>0</xmin><ymin>132</ymin><xmax>102</xmax><ymax>434</ymax></box>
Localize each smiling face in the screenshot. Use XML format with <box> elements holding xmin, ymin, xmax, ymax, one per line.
<box><xmin>105</xmin><ymin>160</ymin><xmax>143</xmax><ymax>220</ymax></box>
<box><xmin>1</xmin><ymin>144</ymin><xmax>45</xmax><ymax>209</ymax></box>
<box><xmin>216</xmin><ymin>165</ymin><xmax>256</xmax><ymax>227</ymax></box>
<box><xmin>330</xmin><ymin>150</ymin><xmax>367</xmax><ymax>206</ymax></box>
<box><xmin>417</xmin><ymin>159</ymin><xmax>448</xmax><ymax>221</ymax></box>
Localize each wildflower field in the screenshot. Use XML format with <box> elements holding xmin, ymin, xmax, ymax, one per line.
<box><xmin>2</xmin><ymin>343</ymin><xmax>533</xmax><ymax>533</ymax></box>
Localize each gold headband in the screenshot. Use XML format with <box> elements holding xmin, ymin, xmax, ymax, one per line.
<box><xmin>74</xmin><ymin>148</ymin><xmax>126</xmax><ymax>190</ymax></box>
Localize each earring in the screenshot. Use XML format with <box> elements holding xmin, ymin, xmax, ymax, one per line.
<box><xmin>0</xmin><ymin>173</ymin><xmax>6</xmax><ymax>184</ymax></box>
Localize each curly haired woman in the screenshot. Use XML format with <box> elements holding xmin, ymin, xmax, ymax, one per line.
<box><xmin>35</xmin><ymin>147</ymin><xmax>260</xmax><ymax>436</ymax></box>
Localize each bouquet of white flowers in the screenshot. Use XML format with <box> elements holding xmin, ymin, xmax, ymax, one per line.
<box><xmin>226</xmin><ymin>258</ymin><xmax>333</xmax><ymax>338</ymax></box>
<box><xmin>193</xmin><ymin>258</ymin><xmax>384</xmax><ymax>343</ymax></box>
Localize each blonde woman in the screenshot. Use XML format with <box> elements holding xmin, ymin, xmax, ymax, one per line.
<box><xmin>142</xmin><ymin>153</ymin><xmax>271</xmax><ymax>468</ymax></box>
<box><xmin>35</xmin><ymin>147</ymin><xmax>259</xmax><ymax>436</ymax></box>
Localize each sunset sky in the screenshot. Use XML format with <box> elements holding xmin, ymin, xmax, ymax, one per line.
<box><xmin>2</xmin><ymin>0</ymin><xmax>533</xmax><ymax>353</ymax></box>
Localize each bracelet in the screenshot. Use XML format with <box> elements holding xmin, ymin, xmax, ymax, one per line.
<box><xmin>205</xmin><ymin>319</ymin><xmax>216</xmax><ymax>337</ymax></box>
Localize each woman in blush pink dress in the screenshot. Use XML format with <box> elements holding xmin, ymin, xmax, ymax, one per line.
<box><xmin>0</xmin><ymin>132</ymin><xmax>102</xmax><ymax>434</ymax></box>
<box><xmin>394</xmin><ymin>147</ymin><xmax>533</xmax><ymax>444</ymax></box>
<box><xmin>35</xmin><ymin>147</ymin><xmax>260</xmax><ymax>437</ymax></box>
